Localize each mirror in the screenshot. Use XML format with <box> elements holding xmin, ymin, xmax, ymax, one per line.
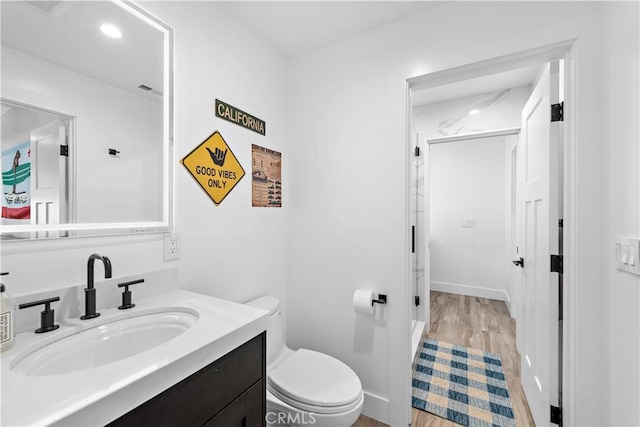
<box><xmin>0</xmin><ymin>0</ymin><xmax>173</xmax><ymax>240</ymax></box>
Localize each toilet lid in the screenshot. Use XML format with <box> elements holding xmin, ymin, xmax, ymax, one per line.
<box><xmin>268</xmin><ymin>349</ymin><xmax>362</xmax><ymax>411</ymax></box>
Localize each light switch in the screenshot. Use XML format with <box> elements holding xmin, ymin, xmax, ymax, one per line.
<box><xmin>462</xmin><ymin>218</ymin><xmax>475</xmax><ymax>228</ymax></box>
<box><xmin>616</xmin><ymin>237</ymin><xmax>640</xmax><ymax>275</ymax></box>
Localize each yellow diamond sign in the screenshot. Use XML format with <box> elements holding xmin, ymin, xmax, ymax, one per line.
<box><xmin>181</xmin><ymin>131</ymin><xmax>245</xmax><ymax>205</ymax></box>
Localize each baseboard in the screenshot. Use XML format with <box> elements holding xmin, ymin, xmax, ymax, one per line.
<box><xmin>504</xmin><ymin>291</ymin><xmax>512</xmax><ymax>316</ymax></box>
<box><xmin>362</xmin><ymin>391</ymin><xmax>389</xmax><ymax>424</ymax></box>
<box><xmin>431</xmin><ymin>281</ymin><xmax>508</xmax><ymax>302</ymax></box>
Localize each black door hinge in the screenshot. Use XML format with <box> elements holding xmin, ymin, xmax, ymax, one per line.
<box><xmin>415</xmin><ymin>146</ymin><xmax>420</xmax><ymax>157</ymax></box>
<box><xmin>60</xmin><ymin>145</ymin><xmax>69</xmax><ymax>157</ymax></box>
<box><xmin>411</xmin><ymin>226</ymin><xmax>415</xmax><ymax>254</ymax></box>
<box><xmin>550</xmin><ymin>405</ymin><xmax>562</xmax><ymax>425</ymax></box>
<box><xmin>551</xmin><ymin>102</ymin><xmax>564</xmax><ymax>122</ymax></box>
<box><xmin>551</xmin><ymin>254</ymin><xmax>563</xmax><ymax>274</ymax></box>
<box><xmin>559</xmin><ymin>219</ymin><xmax>564</xmax><ymax>228</ymax></box>
<box><xmin>415</xmin><ymin>296</ymin><xmax>420</xmax><ymax>307</ymax></box>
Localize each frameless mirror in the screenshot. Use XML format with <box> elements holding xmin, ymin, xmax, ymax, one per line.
<box><xmin>1</xmin><ymin>0</ymin><xmax>173</xmax><ymax>240</ymax></box>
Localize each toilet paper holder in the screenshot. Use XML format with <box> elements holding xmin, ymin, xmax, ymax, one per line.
<box><xmin>372</xmin><ymin>294</ymin><xmax>387</xmax><ymax>306</ymax></box>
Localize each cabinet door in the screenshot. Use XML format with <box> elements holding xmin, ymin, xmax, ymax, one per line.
<box><xmin>108</xmin><ymin>333</ymin><xmax>265</xmax><ymax>427</ymax></box>
<box><xmin>204</xmin><ymin>379</ymin><xmax>265</xmax><ymax>427</ymax></box>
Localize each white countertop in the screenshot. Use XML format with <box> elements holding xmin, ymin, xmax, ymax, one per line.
<box><xmin>0</xmin><ymin>289</ymin><xmax>269</xmax><ymax>426</ymax></box>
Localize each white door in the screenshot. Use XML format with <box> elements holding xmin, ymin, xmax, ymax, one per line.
<box><xmin>422</xmin><ymin>135</ymin><xmax>430</xmax><ymax>328</ymax></box>
<box><xmin>412</xmin><ymin>132</ymin><xmax>428</xmax><ymax>325</ymax></box>
<box><xmin>30</xmin><ymin>121</ymin><xmax>67</xmax><ymax>238</ymax></box>
<box><xmin>509</xmin><ymin>145</ymin><xmax>520</xmax><ymax>323</ymax></box>
<box><xmin>517</xmin><ymin>61</ymin><xmax>561</xmax><ymax>426</ymax></box>
<box><xmin>410</xmin><ymin>133</ymin><xmax>419</xmax><ymax>322</ymax></box>
<box><xmin>413</xmin><ymin>133</ymin><xmax>430</xmax><ymax>326</ymax></box>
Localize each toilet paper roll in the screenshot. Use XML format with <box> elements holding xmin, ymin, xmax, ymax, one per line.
<box><xmin>353</xmin><ymin>289</ymin><xmax>375</xmax><ymax>315</ymax></box>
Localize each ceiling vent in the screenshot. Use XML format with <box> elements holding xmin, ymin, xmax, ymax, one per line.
<box><xmin>21</xmin><ymin>1</ymin><xmax>77</xmax><ymax>18</ymax></box>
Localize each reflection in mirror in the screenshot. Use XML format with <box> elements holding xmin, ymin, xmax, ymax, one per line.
<box><xmin>1</xmin><ymin>100</ymin><xmax>72</xmax><ymax>240</ymax></box>
<box><xmin>0</xmin><ymin>0</ymin><xmax>172</xmax><ymax>240</ymax></box>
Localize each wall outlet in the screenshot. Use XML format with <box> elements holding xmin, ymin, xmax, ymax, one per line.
<box><xmin>164</xmin><ymin>233</ymin><xmax>180</xmax><ymax>261</ymax></box>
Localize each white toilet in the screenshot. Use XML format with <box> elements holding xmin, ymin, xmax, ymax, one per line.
<box><xmin>246</xmin><ymin>296</ymin><xmax>364</xmax><ymax>427</ymax></box>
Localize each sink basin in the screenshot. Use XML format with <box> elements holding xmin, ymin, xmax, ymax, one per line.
<box><xmin>11</xmin><ymin>308</ymin><xmax>198</xmax><ymax>376</ymax></box>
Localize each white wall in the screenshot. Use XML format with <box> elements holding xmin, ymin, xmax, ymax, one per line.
<box><xmin>429</xmin><ymin>136</ymin><xmax>509</xmax><ymax>301</ymax></box>
<box><xmin>1</xmin><ymin>48</ymin><xmax>163</xmax><ymax>223</ymax></box>
<box><xmin>603</xmin><ymin>2</ymin><xmax>640</xmax><ymax>426</ymax></box>
<box><xmin>144</xmin><ymin>1</ymin><xmax>289</xmax><ymax>306</ymax></box>
<box><xmin>286</xmin><ymin>3</ymin><xmax>608</xmax><ymax>425</ymax></box>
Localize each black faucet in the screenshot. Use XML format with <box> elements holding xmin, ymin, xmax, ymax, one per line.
<box><xmin>81</xmin><ymin>253</ymin><xmax>112</xmax><ymax>320</ymax></box>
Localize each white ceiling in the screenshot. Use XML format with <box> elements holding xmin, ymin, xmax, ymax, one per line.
<box><xmin>1</xmin><ymin>1</ymin><xmax>445</xmax><ymax>100</ymax></box>
<box><xmin>412</xmin><ymin>65</ymin><xmax>540</xmax><ymax>106</ymax></box>
<box><xmin>1</xmin><ymin>1</ymin><xmax>164</xmax><ymax>100</ymax></box>
<box><xmin>2</xmin><ymin>0</ymin><xmax>536</xmax><ymax>109</ymax></box>
<box><xmin>225</xmin><ymin>1</ymin><xmax>446</xmax><ymax>58</ymax></box>
<box><xmin>223</xmin><ymin>1</ymin><xmax>540</xmax><ymax>105</ymax></box>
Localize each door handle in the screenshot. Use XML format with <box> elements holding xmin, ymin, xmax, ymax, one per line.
<box><xmin>512</xmin><ymin>257</ymin><xmax>524</xmax><ymax>268</ymax></box>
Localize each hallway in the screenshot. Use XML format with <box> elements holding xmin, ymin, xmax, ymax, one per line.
<box><xmin>355</xmin><ymin>291</ymin><xmax>535</xmax><ymax>427</ymax></box>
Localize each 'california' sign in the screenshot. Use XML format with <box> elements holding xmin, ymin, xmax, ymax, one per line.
<box><xmin>215</xmin><ymin>99</ymin><xmax>266</xmax><ymax>136</ymax></box>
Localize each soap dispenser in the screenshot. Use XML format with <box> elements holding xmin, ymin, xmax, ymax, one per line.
<box><xmin>0</xmin><ymin>272</ymin><xmax>15</xmax><ymax>351</ymax></box>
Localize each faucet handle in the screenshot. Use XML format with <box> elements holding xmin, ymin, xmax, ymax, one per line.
<box><xmin>19</xmin><ymin>296</ymin><xmax>60</xmax><ymax>333</ymax></box>
<box><xmin>117</xmin><ymin>279</ymin><xmax>144</xmax><ymax>310</ymax></box>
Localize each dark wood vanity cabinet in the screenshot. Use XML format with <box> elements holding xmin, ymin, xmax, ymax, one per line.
<box><xmin>108</xmin><ymin>332</ymin><xmax>266</xmax><ymax>427</ymax></box>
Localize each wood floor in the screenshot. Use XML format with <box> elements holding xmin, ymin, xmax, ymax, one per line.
<box><xmin>353</xmin><ymin>291</ymin><xmax>535</xmax><ymax>427</ymax></box>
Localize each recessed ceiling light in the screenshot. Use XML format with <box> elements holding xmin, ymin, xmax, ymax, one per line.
<box><xmin>100</xmin><ymin>23</ymin><xmax>122</xmax><ymax>39</ymax></box>
<box><xmin>468</xmin><ymin>109</ymin><xmax>480</xmax><ymax>115</ymax></box>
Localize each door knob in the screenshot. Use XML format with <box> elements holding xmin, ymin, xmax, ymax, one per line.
<box><xmin>512</xmin><ymin>257</ymin><xmax>524</xmax><ymax>268</ymax></box>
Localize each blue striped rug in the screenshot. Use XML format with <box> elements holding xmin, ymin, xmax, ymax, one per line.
<box><xmin>412</xmin><ymin>337</ymin><xmax>516</xmax><ymax>427</ymax></box>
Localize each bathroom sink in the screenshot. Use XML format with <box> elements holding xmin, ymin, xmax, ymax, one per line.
<box><xmin>10</xmin><ymin>308</ymin><xmax>198</xmax><ymax>376</ymax></box>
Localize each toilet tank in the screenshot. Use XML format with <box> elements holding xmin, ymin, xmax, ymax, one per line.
<box><xmin>245</xmin><ymin>295</ymin><xmax>285</xmax><ymax>366</ymax></box>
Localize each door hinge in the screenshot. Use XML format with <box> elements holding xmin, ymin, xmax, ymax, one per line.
<box><xmin>550</xmin><ymin>405</ymin><xmax>562</xmax><ymax>426</ymax></box>
<box><xmin>411</xmin><ymin>226</ymin><xmax>415</xmax><ymax>254</ymax></box>
<box><xmin>559</xmin><ymin>219</ymin><xmax>564</xmax><ymax>228</ymax></box>
<box><xmin>551</xmin><ymin>254</ymin><xmax>563</xmax><ymax>274</ymax></box>
<box><xmin>415</xmin><ymin>296</ymin><xmax>420</xmax><ymax>306</ymax></box>
<box><xmin>415</xmin><ymin>146</ymin><xmax>420</xmax><ymax>157</ymax></box>
<box><xmin>60</xmin><ymin>145</ymin><xmax>69</xmax><ymax>157</ymax></box>
<box><xmin>551</xmin><ymin>102</ymin><xmax>564</xmax><ymax>122</ymax></box>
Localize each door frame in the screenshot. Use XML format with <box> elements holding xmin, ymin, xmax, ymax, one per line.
<box><xmin>406</xmin><ymin>39</ymin><xmax>576</xmax><ymax>425</ymax></box>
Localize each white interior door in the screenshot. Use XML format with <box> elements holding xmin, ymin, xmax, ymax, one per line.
<box><xmin>412</xmin><ymin>132</ymin><xmax>428</xmax><ymax>324</ymax></box>
<box><xmin>422</xmin><ymin>135</ymin><xmax>430</xmax><ymax>328</ymax></box>
<box><xmin>517</xmin><ymin>62</ymin><xmax>560</xmax><ymax>426</ymax></box>
<box><xmin>30</xmin><ymin>121</ymin><xmax>66</xmax><ymax>238</ymax></box>
<box><xmin>410</xmin><ymin>133</ymin><xmax>419</xmax><ymax>323</ymax></box>
<box><xmin>510</xmin><ymin>146</ymin><xmax>520</xmax><ymax>322</ymax></box>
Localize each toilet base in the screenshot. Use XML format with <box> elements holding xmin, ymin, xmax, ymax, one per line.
<box><xmin>265</xmin><ymin>389</ymin><xmax>364</xmax><ymax>427</ymax></box>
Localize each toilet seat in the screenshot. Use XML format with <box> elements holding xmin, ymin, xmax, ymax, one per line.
<box><xmin>267</xmin><ymin>349</ymin><xmax>363</xmax><ymax>415</ymax></box>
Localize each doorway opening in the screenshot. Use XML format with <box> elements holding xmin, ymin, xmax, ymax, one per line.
<box><xmin>407</xmin><ymin>41</ymin><xmax>572</xmax><ymax>427</ymax></box>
